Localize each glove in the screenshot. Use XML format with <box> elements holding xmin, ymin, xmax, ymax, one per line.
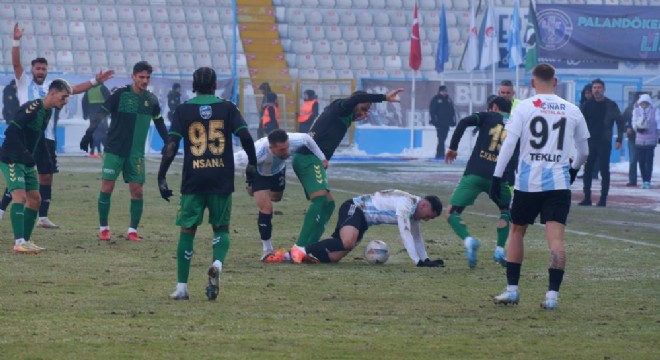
<box><xmin>22</xmin><ymin>151</ymin><xmax>35</xmax><ymax>167</ymax></box>
<box><xmin>245</xmin><ymin>164</ymin><xmax>256</xmax><ymax>185</ymax></box>
<box><xmin>569</xmin><ymin>167</ymin><xmax>579</xmax><ymax>185</ymax></box>
<box><xmin>80</xmin><ymin>131</ymin><xmax>93</xmax><ymax>152</ymax></box>
<box><xmin>416</xmin><ymin>258</ymin><xmax>443</xmax><ymax>268</ymax></box>
<box><xmin>158</xmin><ymin>177</ymin><xmax>173</xmax><ymax>202</ymax></box>
<box><xmin>489</xmin><ymin>176</ymin><xmax>502</xmax><ymax>206</ymax></box>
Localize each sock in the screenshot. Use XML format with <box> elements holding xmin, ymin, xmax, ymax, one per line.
<box><xmin>257</xmin><ymin>211</ymin><xmax>273</xmax><ymax>241</ymax></box>
<box><xmin>262</xmin><ymin>239</ymin><xmax>273</xmax><ymax>252</ymax></box>
<box><xmin>308</xmin><ymin>199</ymin><xmax>336</xmax><ymax>245</ymax></box>
<box><xmin>176</xmin><ymin>283</ymin><xmax>188</xmax><ymax>292</ymax></box>
<box><xmin>10</xmin><ymin>203</ymin><xmax>25</xmax><ymax>240</ymax></box>
<box><xmin>212</xmin><ymin>230</ymin><xmax>231</xmax><ymax>264</ymax></box>
<box><xmin>546</xmin><ymin>290</ymin><xmax>559</xmax><ymax>300</ymax></box>
<box><xmin>15</xmin><ymin>238</ymin><xmax>26</xmax><ymax>246</ymax></box>
<box><xmin>38</xmin><ymin>184</ymin><xmax>52</xmax><ymax>218</ymax></box>
<box><xmin>98</xmin><ymin>192</ymin><xmax>112</xmax><ymax>227</ymax></box>
<box><xmin>506</xmin><ymin>262</ymin><xmax>522</xmax><ymax>286</ymax></box>
<box><xmin>176</xmin><ymin>231</ymin><xmax>195</xmax><ymax>283</ymax></box>
<box><xmin>448</xmin><ymin>212</ymin><xmax>470</xmax><ymax>240</ymax></box>
<box><xmin>129</xmin><ymin>199</ymin><xmax>144</xmax><ymax>229</ymax></box>
<box><xmin>0</xmin><ymin>188</ymin><xmax>12</xmax><ymax>211</ymax></box>
<box><xmin>306</xmin><ymin>237</ymin><xmax>345</xmax><ymax>263</ymax></box>
<box><xmin>497</xmin><ymin>211</ymin><xmax>510</xmax><ymax>248</ymax></box>
<box><xmin>213</xmin><ymin>259</ymin><xmax>222</xmax><ymax>271</ymax></box>
<box><xmin>23</xmin><ymin>207</ymin><xmax>38</xmax><ymax>241</ymax></box>
<box><xmin>506</xmin><ymin>285</ymin><xmax>519</xmax><ymax>292</ymax></box>
<box><xmin>548</xmin><ymin>268</ymin><xmax>565</xmax><ymax>292</ymax></box>
<box><xmin>296</xmin><ymin>196</ymin><xmax>327</xmax><ymax>247</ymax></box>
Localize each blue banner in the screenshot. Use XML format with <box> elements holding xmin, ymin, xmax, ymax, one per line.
<box><xmin>536</xmin><ymin>4</ymin><xmax>660</xmax><ymax>62</ymax></box>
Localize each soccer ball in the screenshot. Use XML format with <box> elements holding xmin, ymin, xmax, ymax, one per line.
<box><xmin>364</xmin><ymin>240</ymin><xmax>390</xmax><ymax>265</ymax></box>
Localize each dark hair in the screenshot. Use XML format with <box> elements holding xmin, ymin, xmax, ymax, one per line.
<box><xmin>579</xmin><ymin>84</ymin><xmax>592</xmax><ymax>106</ymax></box>
<box><xmin>488</xmin><ymin>96</ymin><xmax>512</xmax><ymax>113</ymax></box>
<box><xmin>499</xmin><ymin>80</ymin><xmax>513</xmax><ymax>87</ymax></box>
<box><xmin>49</xmin><ymin>79</ymin><xmax>72</xmax><ymax>94</ymax></box>
<box><xmin>424</xmin><ymin>195</ymin><xmax>443</xmax><ymax>215</ymax></box>
<box><xmin>267</xmin><ymin>129</ymin><xmax>288</xmax><ymax>144</ymax></box>
<box><xmin>133</xmin><ymin>61</ymin><xmax>153</xmax><ymax>75</ymax></box>
<box><xmin>532</xmin><ymin>63</ymin><xmax>556</xmax><ymax>82</ymax></box>
<box><xmin>304</xmin><ymin>89</ymin><xmax>316</xmax><ymax>99</ymax></box>
<box><xmin>31</xmin><ymin>57</ymin><xmax>48</xmax><ymax>67</ymax></box>
<box><xmin>259</xmin><ymin>82</ymin><xmax>271</xmax><ymax>92</ymax></box>
<box><xmin>266</xmin><ymin>92</ymin><xmax>278</xmax><ymax>103</ymax></box>
<box><xmin>591</xmin><ymin>78</ymin><xmax>605</xmax><ymax>88</ymax></box>
<box><xmin>172</xmin><ymin>83</ymin><xmax>181</xmax><ymax>90</ymax></box>
<box><xmin>438</xmin><ymin>85</ymin><xmax>447</xmax><ymax>92</ymax></box>
<box><xmin>192</xmin><ymin>67</ymin><xmax>217</xmax><ymax>94</ymax></box>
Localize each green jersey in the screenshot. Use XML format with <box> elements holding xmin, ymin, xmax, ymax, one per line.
<box><xmin>0</xmin><ymin>99</ymin><xmax>52</xmax><ymax>164</ymax></box>
<box><xmin>100</xmin><ymin>85</ymin><xmax>162</xmax><ymax>157</ymax></box>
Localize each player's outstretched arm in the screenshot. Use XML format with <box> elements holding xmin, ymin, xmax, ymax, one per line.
<box><xmin>71</xmin><ymin>70</ymin><xmax>115</xmax><ymax>95</ymax></box>
<box><xmin>385</xmin><ymin>88</ymin><xmax>404</xmax><ymax>102</ymax></box>
<box><xmin>11</xmin><ymin>23</ymin><xmax>24</xmax><ymax>80</ymax></box>
<box><xmin>157</xmin><ymin>135</ymin><xmax>180</xmax><ymax>202</ymax></box>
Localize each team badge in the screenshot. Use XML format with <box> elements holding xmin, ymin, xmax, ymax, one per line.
<box><xmin>199</xmin><ymin>105</ymin><xmax>212</xmax><ymax>119</ymax></box>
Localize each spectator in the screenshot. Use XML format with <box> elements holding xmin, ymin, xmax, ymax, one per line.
<box><xmin>260</xmin><ymin>92</ymin><xmax>280</xmax><ymax>138</ymax></box>
<box><xmin>498</xmin><ymin>80</ymin><xmax>519</xmax><ymax>110</ymax></box>
<box><xmin>2</xmin><ymin>80</ymin><xmax>19</xmax><ymax>122</ymax></box>
<box><xmin>622</xmin><ymin>94</ymin><xmax>640</xmax><ymax>186</ymax></box>
<box><xmin>579</xmin><ymin>84</ymin><xmax>592</xmax><ymax>107</ymax></box>
<box><xmin>82</xmin><ymin>83</ymin><xmax>111</xmax><ymax>158</ymax></box>
<box><xmin>167</xmin><ymin>83</ymin><xmax>182</xmax><ymax>122</ymax></box>
<box><xmin>632</xmin><ymin>94</ymin><xmax>659</xmax><ymax>189</ymax></box>
<box><xmin>297</xmin><ymin>89</ymin><xmax>318</xmax><ymax>133</ymax></box>
<box><xmin>258</xmin><ymin>82</ymin><xmax>277</xmax><ymax>112</ymax></box>
<box><xmin>428</xmin><ymin>85</ymin><xmax>456</xmax><ymax>159</ymax></box>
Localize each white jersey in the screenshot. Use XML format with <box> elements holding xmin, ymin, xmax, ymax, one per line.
<box><xmin>255</xmin><ymin>133</ymin><xmax>325</xmax><ymax>176</ymax></box>
<box><xmin>16</xmin><ymin>73</ymin><xmax>55</xmax><ymax>141</ymax></box>
<box><xmin>352</xmin><ymin>189</ymin><xmax>429</xmax><ymax>264</ymax></box>
<box><xmin>505</xmin><ymin>94</ymin><xmax>590</xmax><ymax>192</ymax></box>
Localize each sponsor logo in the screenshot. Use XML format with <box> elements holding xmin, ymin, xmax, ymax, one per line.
<box><xmin>532</xmin><ymin>99</ymin><xmax>566</xmax><ymax>111</ymax></box>
<box><xmin>199</xmin><ymin>105</ymin><xmax>212</xmax><ymax>120</ymax></box>
<box><xmin>538</xmin><ymin>9</ymin><xmax>573</xmax><ymax>51</ymax></box>
<box><xmin>192</xmin><ymin>158</ymin><xmax>224</xmax><ymax>169</ymax></box>
<box><xmin>103</xmin><ymin>168</ymin><xmax>116</xmax><ymax>175</ymax></box>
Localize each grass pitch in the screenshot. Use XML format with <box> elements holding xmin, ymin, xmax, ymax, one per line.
<box><xmin>0</xmin><ymin>157</ymin><xmax>658</xmax><ymax>359</ymax></box>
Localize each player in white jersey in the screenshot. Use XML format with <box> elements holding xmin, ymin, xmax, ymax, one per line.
<box><xmin>3</xmin><ymin>23</ymin><xmax>113</xmax><ymax>229</ymax></box>
<box><xmin>248</xmin><ymin>129</ymin><xmax>327</xmax><ymax>262</ymax></box>
<box><xmin>489</xmin><ymin>64</ymin><xmax>590</xmax><ymax>310</ymax></box>
<box><xmin>282</xmin><ymin>190</ymin><xmax>444</xmax><ymax>267</ymax></box>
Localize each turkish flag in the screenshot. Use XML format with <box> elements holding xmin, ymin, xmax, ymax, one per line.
<box><xmin>409</xmin><ymin>2</ymin><xmax>421</xmax><ymax>71</ymax></box>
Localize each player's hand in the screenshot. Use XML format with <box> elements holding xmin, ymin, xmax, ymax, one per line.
<box><xmin>79</xmin><ymin>132</ymin><xmax>93</xmax><ymax>152</ymax></box>
<box><xmin>245</xmin><ymin>164</ymin><xmax>257</xmax><ymax>184</ymax></box>
<box><xmin>158</xmin><ymin>177</ymin><xmax>173</xmax><ymax>202</ymax></box>
<box><xmin>445</xmin><ymin>149</ymin><xmax>457</xmax><ymax>164</ymax></box>
<box><xmin>321</xmin><ymin>159</ymin><xmax>329</xmax><ymax>169</ymax></box>
<box><xmin>569</xmin><ymin>167</ymin><xmax>579</xmax><ymax>185</ymax></box>
<box><xmin>95</xmin><ymin>69</ymin><xmax>114</xmax><ymax>84</ymax></box>
<box><xmin>385</xmin><ymin>88</ymin><xmax>404</xmax><ymax>102</ymax></box>
<box><xmin>13</xmin><ymin>23</ymin><xmax>24</xmax><ymax>41</ymax></box>
<box><xmin>21</xmin><ymin>151</ymin><xmax>35</xmax><ymax>167</ymax></box>
<box><xmin>489</xmin><ymin>176</ymin><xmax>502</xmax><ymax>206</ymax></box>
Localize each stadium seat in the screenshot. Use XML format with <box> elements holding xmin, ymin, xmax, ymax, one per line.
<box><xmin>307</xmin><ymin>10</ymin><xmax>323</xmax><ymax>26</ymax></box>
<box><xmin>300</xmin><ymin>69</ymin><xmax>320</xmax><ymax>79</ymax></box>
<box><xmin>325</xmin><ymin>26</ymin><xmax>342</xmax><ymax>41</ymax></box>
<box><xmin>169</xmin><ymin>7</ymin><xmax>186</xmax><ymax>23</ymax></box>
<box><xmin>207</xmin><ymin>24</ymin><xmax>223</xmax><ymax>38</ymax></box>
<box><xmin>316</xmin><ymin>54</ymin><xmax>334</xmax><ymax>69</ymax></box>
<box><xmin>12</xmin><ymin>20</ymin><xmax>35</xmax><ymax>37</ymax></box>
<box><xmin>211</xmin><ymin>53</ymin><xmax>229</xmax><ymax>68</ymax></box>
<box><xmin>384</xmin><ymin>55</ymin><xmax>402</xmax><ymax>70</ymax></box>
<box><xmin>339</xmin><ymin>10</ymin><xmax>357</xmax><ymax>26</ymax></box>
<box><xmin>365</xmin><ymin>40</ymin><xmax>382</xmax><ymax>55</ymax></box>
<box><xmin>331</xmin><ymin>39</ymin><xmax>348</xmax><ymax>54</ymax></box>
<box><xmin>421</xmin><ymin>40</ymin><xmax>433</xmax><ymax>56</ymax></box>
<box><xmin>56</xmin><ymin>50</ymin><xmax>74</xmax><ymax>66</ymax></box>
<box><xmin>285</xmin><ymin>53</ymin><xmax>297</xmax><ymax>67</ymax></box>
<box><xmin>371</xmin><ymin>69</ymin><xmax>388</xmax><ymax>78</ymax></box>
<box><xmin>349</xmin><ymin>55</ymin><xmax>368</xmax><ymax>70</ymax></box>
<box><xmin>75</xmin><ymin>66</ymin><xmax>92</xmax><ymax>75</ymax></box>
<box><xmin>423</xmin><ymin>11</ymin><xmax>440</xmax><ymax>27</ymax></box>
<box><xmin>177</xmin><ymin>52</ymin><xmax>195</xmax><ymax>69</ymax></box>
<box><xmin>105</xmin><ymin>36</ymin><xmax>122</xmax><ymax>52</ymax></box>
<box><xmin>374</xmin><ymin>12</ymin><xmax>390</xmax><ymax>26</ymax></box>
<box><xmin>319</xmin><ymin>0</ymin><xmax>336</xmax><ymax>7</ymax></box>
<box><xmin>336</xmin><ymin>69</ymin><xmax>354</xmax><ymax>79</ymax></box>
<box><xmin>302</xmin><ymin>0</ymin><xmax>320</xmax><ymax>6</ymax></box>
<box><xmin>38</xmin><ymin>35</ymin><xmax>55</xmax><ymax>51</ymax></box>
<box><xmin>191</xmin><ymin>37</ymin><xmax>210</xmax><ymax>53</ymax></box>
<box><xmin>209</xmin><ymin>37</ymin><xmax>227</xmax><ymax>53</ymax></box>
<box><xmin>185</xmin><ymin>8</ymin><xmax>203</xmax><ymax>23</ymax></box>
<box><xmin>119</xmin><ymin>22</ymin><xmax>137</xmax><ymax>37</ymax></box>
<box><xmin>138</xmin><ymin>36</ymin><xmax>158</xmax><ymax>52</ymax></box>
<box><xmin>419</xmin><ymin>0</ymin><xmax>437</xmax><ymax>9</ymax></box>
<box><xmin>133</xmin><ymin>23</ymin><xmax>153</xmax><ymax>37</ymax></box>
<box><xmin>319</xmin><ymin>69</ymin><xmax>337</xmax><ymax>79</ymax></box>
<box><xmin>366</xmin><ymin>55</ymin><xmax>385</xmax><ymax>70</ymax></box>
<box><xmin>288</xmin><ymin>26</ymin><xmax>309</xmax><ymax>40</ymax></box>
<box><xmin>154</xmin><ymin>23</ymin><xmax>172</xmax><ymax>38</ymax></box>
<box><xmin>286</xmin><ymin>9</ymin><xmax>306</xmax><ymax>25</ymax></box>
<box><xmin>67</xmin><ymin>5</ymin><xmax>84</xmax><ymax>21</ymax></box>
<box><xmin>73</xmin><ymin>51</ymin><xmax>91</xmax><ymax>66</ymax></box>
<box><xmin>332</xmin><ymin>54</ymin><xmax>350</xmax><ymax>69</ymax></box>
<box><xmin>136</xmin><ymin>7</ymin><xmax>152</xmax><ymax>22</ymax></box>
<box><xmin>91</xmin><ymin>51</ymin><xmax>108</xmax><ymax>67</ymax></box>
<box><xmin>175</xmin><ymin>37</ymin><xmax>193</xmax><ymax>52</ymax></box>
<box><xmin>359</xmin><ymin>26</ymin><xmax>376</xmax><ymax>41</ymax></box>
<box><xmin>188</xmin><ymin>24</ymin><xmax>205</xmax><ymax>38</ymax></box>
<box><xmin>453</xmin><ymin>1</ymin><xmax>469</xmax><ymax>10</ymax></box>
<box><xmin>194</xmin><ymin>53</ymin><xmax>213</xmax><ymax>68</ymax></box>
<box><xmin>33</xmin><ymin>5</ymin><xmax>49</xmax><ymax>20</ymax></box>
<box><xmin>0</xmin><ymin>4</ymin><xmax>14</xmax><ymax>20</ymax></box>
<box><xmin>142</xmin><ymin>52</ymin><xmax>160</xmax><ymax>68</ymax></box>
<box><xmin>391</xmin><ymin>11</ymin><xmax>407</xmax><ymax>26</ymax></box>
<box><xmin>450</xmin><ymin>40</ymin><xmax>464</xmax><ymax>56</ymax></box>
<box><xmin>399</xmin><ymin>41</ymin><xmax>410</xmax><ymax>55</ymax></box>
<box><xmin>375</xmin><ymin>27</ymin><xmax>393</xmax><ymax>41</ymax></box>
<box><xmin>21</xmin><ymin>35</ymin><xmax>37</xmax><ymax>50</ymax></box>
<box><xmin>15</xmin><ymin>4</ymin><xmax>32</xmax><ymax>20</ymax></box>
<box><xmin>202</xmin><ymin>8</ymin><xmax>220</xmax><ymax>24</ymax></box>
<box><xmin>86</xmin><ymin>22</ymin><xmax>102</xmax><ymax>37</ymax></box>
<box><xmin>20</xmin><ymin>49</ymin><xmax>37</xmax><ymax>64</ymax></box>
<box><xmin>101</xmin><ymin>6</ymin><xmax>118</xmax><ymax>21</ymax></box>
<box><xmin>102</xmin><ymin>22</ymin><xmax>119</xmax><ymax>37</ymax></box>
<box><xmin>296</xmin><ymin>54</ymin><xmax>317</xmax><ymax>69</ymax></box>
<box><xmin>382</xmin><ymin>40</ymin><xmax>399</xmax><ymax>55</ymax></box>
<box><xmin>357</xmin><ymin>12</ymin><xmax>374</xmax><ymax>27</ymax></box>
<box><xmin>84</xmin><ymin>6</ymin><xmax>101</xmax><ymax>21</ymax></box>
<box><xmin>342</xmin><ymin>26</ymin><xmax>359</xmax><ymax>41</ymax></box>
<box><xmin>172</xmin><ymin>24</ymin><xmax>189</xmax><ymax>38</ymax></box>
<box><xmin>347</xmin><ymin>40</ymin><xmax>365</xmax><ymax>55</ymax></box>
<box><xmin>158</xmin><ymin>37</ymin><xmax>176</xmax><ymax>52</ymax></box>
<box><xmin>71</xmin><ymin>35</ymin><xmax>89</xmax><ymax>50</ymax></box>
<box><xmin>314</xmin><ymin>40</ymin><xmax>331</xmax><ymax>54</ymax></box>
<box><xmin>420</xmin><ymin>55</ymin><xmax>436</xmax><ymax>71</ymax></box>
<box><xmin>323</xmin><ymin>10</ymin><xmax>340</xmax><ymax>25</ymax></box>
<box><xmin>34</xmin><ymin>21</ymin><xmax>52</xmax><ymax>36</ymax></box>
<box><xmin>355</xmin><ymin>69</ymin><xmax>371</xmax><ymax>78</ymax></box>
<box><xmin>370</xmin><ymin>0</ymin><xmax>387</xmax><ymax>8</ymax></box>
<box><xmin>392</xmin><ymin>26</ymin><xmax>409</xmax><ymax>42</ymax></box>
<box><xmin>117</xmin><ymin>6</ymin><xmax>135</xmax><ymax>22</ymax></box>
<box><xmin>335</xmin><ymin>0</ymin><xmax>352</xmax><ymax>7</ymax></box>
<box><xmin>125</xmin><ymin>51</ymin><xmax>141</xmax><ymax>67</ymax></box>
<box><xmin>293</xmin><ymin>39</ymin><xmax>314</xmax><ymax>53</ymax></box>
<box><xmin>308</xmin><ymin>26</ymin><xmax>326</xmax><ymax>41</ymax></box>
<box><xmin>152</xmin><ymin>7</ymin><xmax>169</xmax><ymax>23</ymax></box>
<box><xmin>89</xmin><ymin>36</ymin><xmax>106</xmax><ymax>51</ymax></box>
<box><xmin>160</xmin><ymin>52</ymin><xmax>178</xmax><ymax>68</ymax></box>
<box><xmin>388</xmin><ymin>69</ymin><xmax>407</xmax><ymax>79</ymax></box>
<box><xmin>124</xmin><ymin>36</ymin><xmax>141</xmax><ymax>52</ymax></box>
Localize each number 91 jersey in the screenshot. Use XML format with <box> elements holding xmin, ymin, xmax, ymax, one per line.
<box><xmin>169</xmin><ymin>96</ymin><xmax>248</xmax><ymax>195</ymax></box>
<box><xmin>506</xmin><ymin>94</ymin><xmax>590</xmax><ymax>192</ymax></box>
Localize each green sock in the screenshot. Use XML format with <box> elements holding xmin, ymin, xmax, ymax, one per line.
<box><xmin>212</xmin><ymin>231</ymin><xmax>231</xmax><ymax>263</ymax></box>
<box><xmin>10</xmin><ymin>203</ymin><xmax>25</xmax><ymax>240</ymax></box>
<box><xmin>130</xmin><ymin>199</ymin><xmax>144</xmax><ymax>229</ymax></box>
<box><xmin>98</xmin><ymin>192</ymin><xmax>112</xmax><ymax>227</ymax></box>
<box><xmin>23</xmin><ymin>207</ymin><xmax>38</xmax><ymax>241</ymax></box>
<box><xmin>296</xmin><ymin>196</ymin><xmax>327</xmax><ymax>247</ymax></box>
<box><xmin>308</xmin><ymin>199</ymin><xmax>336</xmax><ymax>246</ymax></box>
<box><xmin>176</xmin><ymin>231</ymin><xmax>195</xmax><ymax>283</ymax></box>
<box><xmin>448</xmin><ymin>212</ymin><xmax>470</xmax><ymax>240</ymax></box>
<box><xmin>497</xmin><ymin>212</ymin><xmax>510</xmax><ymax>248</ymax></box>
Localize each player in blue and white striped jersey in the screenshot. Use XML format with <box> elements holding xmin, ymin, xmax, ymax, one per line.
<box><xmin>250</xmin><ymin>129</ymin><xmax>327</xmax><ymax>262</ymax></box>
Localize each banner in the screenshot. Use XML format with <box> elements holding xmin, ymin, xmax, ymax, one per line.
<box><xmin>536</xmin><ymin>4</ymin><xmax>660</xmax><ymax>62</ymax></box>
<box><xmin>360</xmin><ymin>79</ymin><xmax>569</xmax><ymax>128</ymax></box>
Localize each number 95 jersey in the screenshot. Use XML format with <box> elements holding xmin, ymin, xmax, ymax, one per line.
<box><xmin>506</xmin><ymin>94</ymin><xmax>590</xmax><ymax>192</ymax></box>
<box><xmin>169</xmin><ymin>96</ymin><xmax>249</xmax><ymax>195</ymax></box>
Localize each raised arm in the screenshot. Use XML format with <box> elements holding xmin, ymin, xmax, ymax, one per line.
<box><xmin>12</xmin><ymin>23</ymin><xmax>24</xmax><ymax>80</ymax></box>
<box><xmin>70</xmin><ymin>69</ymin><xmax>114</xmax><ymax>95</ymax></box>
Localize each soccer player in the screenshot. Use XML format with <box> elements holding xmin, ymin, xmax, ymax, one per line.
<box><xmin>281</xmin><ymin>190</ymin><xmax>444</xmax><ymax>267</ymax></box>
<box><xmin>445</xmin><ymin>96</ymin><xmax>514</xmax><ymax>268</ymax></box>
<box><xmin>79</xmin><ymin>61</ymin><xmax>165</xmax><ymax>242</ymax></box>
<box><xmin>290</xmin><ymin>88</ymin><xmax>404</xmax><ymax>258</ymax></box>
<box><xmin>157</xmin><ymin>67</ymin><xmax>257</xmax><ymax>301</ymax></box>
<box><xmin>0</xmin><ymin>79</ymin><xmax>72</xmax><ymax>253</ymax></box>
<box><xmin>4</xmin><ymin>23</ymin><xmax>114</xmax><ymax>228</ymax></box>
<box><xmin>248</xmin><ymin>129</ymin><xmax>327</xmax><ymax>262</ymax></box>
<box><xmin>489</xmin><ymin>64</ymin><xmax>589</xmax><ymax>310</ymax></box>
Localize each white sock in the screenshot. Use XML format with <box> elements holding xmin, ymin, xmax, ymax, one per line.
<box><xmin>15</xmin><ymin>238</ymin><xmax>26</xmax><ymax>246</ymax></box>
<box><xmin>496</xmin><ymin>246</ymin><xmax>504</xmax><ymax>252</ymax></box>
<box><xmin>100</xmin><ymin>226</ymin><xmax>109</xmax><ymax>231</ymax></box>
<box><xmin>546</xmin><ymin>290</ymin><xmax>559</xmax><ymax>300</ymax></box>
<box><xmin>213</xmin><ymin>260</ymin><xmax>223</xmax><ymax>271</ymax></box>
<box><xmin>39</xmin><ymin>216</ymin><xmax>48</xmax><ymax>221</ymax></box>
<box><xmin>506</xmin><ymin>285</ymin><xmax>519</xmax><ymax>292</ymax></box>
<box><xmin>128</xmin><ymin>227</ymin><xmax>137</xmax><ymax>234</ymax></box>
<box><xmin>295</xmin><ymin>245</ymin><xmax>307</xmax><ymax>255</ymax></box>
<box><xmin>176</xmin><ymin>283</ymin><xmax>188</xmax><ymax>292</ymax></box>
<box><xmin>262</xmin><ymin>239</ymin><xmax>273</xmax><ymax>252</ymax></box>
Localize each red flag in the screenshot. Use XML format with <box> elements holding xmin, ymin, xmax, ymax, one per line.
<box><xmin>409</xmin><ymin>2</ymin><xmax>421</xmax><ymax>70</ymax></box>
